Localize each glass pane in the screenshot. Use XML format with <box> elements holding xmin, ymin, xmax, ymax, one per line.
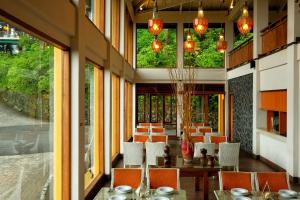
<box><xmin>183</xmin><ymin>27</ymin><xmax>224</xmax><ymax>68</ymax></box>
<box><xmin>137</xmin><ymin>95</ymin><xmax>145</xmax><ymax>122</ymax></box>
<box><xmin>85</xmin><ymin>0</ymin><xmax>95</xmax><ymax>21</ymax></box>
<box><xmin>151</xmin><ymin>96</ymin><xmax>157</xmax><ymax>122</ymax></box>
<box><xmin>208</xmin><ymin>94</ymin><xmax>219</xmax><ymax>131</ymax></box>
<box><xmin>0</xmin><ymin>21</ymin><xmax>55</xmax><ymax>199</ymax></box>
<box><xmin>136</xmin><ymin>27</ymin><xmax>177</xmax><ymax>68</ymax></box>
<box><xmin>191</xmin><ymin>96</ymin><xmax>204</xmax><ymax>122</ymax></box>
<box><xmin>84</xmin><ymin>63</ymin><xmax>94</xmax><ymax>176</ymax></box>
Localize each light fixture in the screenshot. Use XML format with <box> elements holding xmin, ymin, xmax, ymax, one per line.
<box><xmin>184</xmin><ymin>31</ymin><xmax>195</xmax><ymax>53</ymax></box>
<box><xmin>139</xmin><ymin>6</ymin><xmax>143</xmax><ymax>11</ymax></box>
<box><xmin>148</xmin><ymin>0</ymin><xmax>163</xmax><ymax>36</ymax></box>
<box><xmin>216</xmin><ymin>32</ymin><xmax>228</xmax><ymax>53</ymax></box>
<box><xmin>230</xmin><ymin>0</ymin><xmax>235</xmax><ymax>9</ymax></box>
<box><xmin>151</xmin><ymin>36</ymin><xmax>163</xmax><ymax>53</ymax></box>
<box><xmin>237</xmin><ymin>1</ymin><xmax>253</xmax><ymax>34</ymax></box>
<box><xmin>193</xmin><ymin>1</ymin><xmax>208</xmax><ymax>35</ymax></box>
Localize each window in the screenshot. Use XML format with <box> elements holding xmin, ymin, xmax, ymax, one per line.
<box><xmin>85</xmin><ymin>0</ymin><xmax>105</xmax><ymax>33</ymax></box>
<box><xmin>183</xmin><ymin>25</ymin><xmax>224</xmax><ymax>68</ymax></box>
<box><xmin>111</xmin><ymin>0</ymin><xmax>120</xmax><ymax>50</ymax></box>
<box><xmin>111</xmin><ymin>74</ymin><xmax>120</xmax><ymax>159</ymax></box>
<box><xmin>0</xmin><ymin>20</ymin><xmax>69</xmax><ymax>199</ymax></box>
<box><xmin>84</xmin><ymin>62</ymin><xmax>104</xmax><ymax>189</ymax></box>
<box><xmin>125</xmin><ymin>7</ymin><xmax>133</xmax><ymax>66</ymax></box>
<box><xmin>124</xmin><ymin>81</ymin><xmax>133</xmax><ymax>141</ymax></box>
<box><xmin>136</xmin><ymin>24</ymin><xmax>177</xmax><ymax>68</ymax></box>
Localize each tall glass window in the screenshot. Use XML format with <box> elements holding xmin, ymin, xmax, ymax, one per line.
<box><xmin>111</xmin><ymin>74</ymin><xmax>120</xmax><ymax>159</ymax></box>
<box><xmin>0</xmin><ymin>20</ymin><xmax>68</xmax><ymax>199</ymax></box>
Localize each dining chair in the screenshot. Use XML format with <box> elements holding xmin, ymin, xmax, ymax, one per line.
<box><xmin>150</xmin><ymin>127</ymin><xmax>165</xmax><ymax>135</ymax></box>
<box><xmin>190</xmin><ymin>135</ymin><xmax>204</xmax><ymax>143</ymax></box>
<box><xmin>192</xmin><ymin>122</ymin><xmax>205</xmax><ymax>127</ymax></box>
<box><xmin>139</xmin><ymin>123</ymin><xmax>151</xmax><ymax>127</ymax></box>
<box><xmin>204</xmin><ymin>132</ymin><xmax>219</xmax><ymax>143</ymax></box>
<box><xmin>151</xmin><ymin>135</ymin><xmax>168</xmax><ymax>143</ymax></box>
<box><xmin>135</xmin><ymin>127</ymin><xmax>149</xmax><ymax>135</ymax></box>
<box><xmin>133</xmin><ymin>135</ymin><xmax>149</xmax><ymax>143</ymax></box>
<box><xmin>183</xmin><ymin>127</ymin><xmax>197</xmax><ymax>135</ymax></box>
<box><xmin>148</xmin><ymin>168</ymin><xmax>180</xmax><ymax>190</ymax></box>
<box><xmin>150</xmin><ymin>122</ymin><xmax>163</xmax><ymax>127</ymax></box>
<box><xmin>198</xmin><ymin>127</ymin><xmax>212</xmax><ymax>134</ymax></box>
<box><xmin>191</xmin><ymin>132</ymin><xmax>203</xmax><ymax>136</ymax></box>
<box><xmin>145</xmin><ymin>142</ymin><xmax>165</xmax><ymax>166</ymax></box>
<box><xmin>210</xmin><ymin>136</ymin><xmax>227</xmax><ymax>144</ymax></box>
<box><xmin>111</xmin><ymin>168</ymin><xmax>144</xmax><ymax>189</ymax></box>
<box><xmin>194</xmin><ymin>142</ymin><xmax>215</xmax><ymax>157</ymax></box>
<box><xmin>123</xmin><ymin>142</ymin><xmax>144</xmax><ymax>167</ymax></box>
<box><xmin>255</xmin><ymin>172</ymin><xmax>290</xmax><ymax>192</ymax></box>
<box><xmin>219</xmin><ymin>171</ymin><xmax>255</xmax><ymax>191</ymax></box>
<box><xmin>219</xmin><ymin>143</ymin><xmax>240</xmax><ymax>171</ymax></box>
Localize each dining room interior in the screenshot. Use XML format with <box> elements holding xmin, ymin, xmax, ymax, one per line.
<box><xmin>0</xmin><ymin>0</ymin><xmax>300</xmax><ymax>200</ymax></box>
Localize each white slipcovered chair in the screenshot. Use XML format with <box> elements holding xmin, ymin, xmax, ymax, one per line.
<box><xmin>194</xmin><ymin>142</ymin><xmax>215</xmax><ymax>158</ymax></box>
<box><xmin>204</xmin><ymin>132</ymin><xmax>220</xmax><ymax>143</ymax></box>
<box><xmin>191</xmin><ymin>132</ymin><xmax>203</xmax><ymax>136</ymax></box>
<box><xmin>218</xmin><ymin>143</ymin><xmax>240</xmax><ymax>171</ymax></box>
<box><xmin>123</xmin><ymin>142</ymin><xmax>144</xmax><ymax>167</ymax></box>
<box><xmin>145</xmin><ymin>142</ymin><xmax>165</xmax><ymax>166</ymax></box>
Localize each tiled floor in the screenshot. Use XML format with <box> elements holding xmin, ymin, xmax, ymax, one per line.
<box><xmin>104</xmin><ymin>150</ymin><xmax>300</xmax><ymax>200</ymax></box>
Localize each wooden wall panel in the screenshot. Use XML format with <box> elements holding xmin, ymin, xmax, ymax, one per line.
<box><xmin>111</xmin><ymin>0</ymin><xmax>120</xmax><ymax>51</ymax></box>
<box><xmin>260</xmin><ymin>90</ymin><xmax>287</xmax><ymax>112</ymax></box>
<box><xmin>228</xmin><ymin>40</ymin><xmax>253</xmax><ymax>69</ymax></box>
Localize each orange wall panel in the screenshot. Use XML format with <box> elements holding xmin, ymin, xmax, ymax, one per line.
<box><xmin>260</xmin><ymin>90</ymin><xmax>287</xmax><ymax>112</ymax></box>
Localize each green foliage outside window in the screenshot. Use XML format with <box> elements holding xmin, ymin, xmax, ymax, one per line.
<box><xmin>233</xmin><ymin>32</ymin><xmax>253</xmax><ymax>48</ymax></box>
<box><xmin>136</xmin><ymin>28</ymin><xmax>177</xmax><ymax>68</ymax></box>
<box><xmin>184</xmin><ymin>28</ymin><xmax>224</xmax><ymax>68</ymax></box>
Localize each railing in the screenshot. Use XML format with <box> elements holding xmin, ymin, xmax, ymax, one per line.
<box><xmin>261</xmin><ymin>16</ymin><xmax>287</xmax><ymax>55</ymax></box>
<box><xmin>228</xmin><ymin>38</ymin><xmax>253</xmax><ymax>69</ymax></box>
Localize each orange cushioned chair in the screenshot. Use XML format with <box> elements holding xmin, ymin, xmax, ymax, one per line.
<box><xmin>133</xmin><ymin>135</ymin><xmax>149</xmax><ymax>142</ymax></box>
<box><xmin>139</xmin><ymin>123</ymin><xmax>151</xmax><ymax>127</ymax></box>
<box><xmin>219</xmin><ymin>171</ymin><xmax>254</xmax><ymax>191</ymax></box>
<box><xmin>210</xmin><ymin>136</ymin><xmax>227</xmax><ymax>144</ymax></box>
<box><xmin>183</xmin><ymin>127</ymin><xmax>197</xmax><ymax>134</ymax></box>
<box><xmin>111</xmin><ymin>168</ymin><xmax>143</xmax><ymax>189</ymax></box>
<box><xmin>255</xmin><ymin>172</ymin><xmax>290</xmax><ymax>192</ymax></box>
<box><xmin>198</xmin><ymin>127</ymin><xmax>212</xmax><ymax>134</ymax></box>
<box><xmin>193</xmin><ymin>122</ymin><xmax>205</xmax><ymax>127</ymax></box>
<box><xmin>148</xmin><ymin>168</ymin><xmax>180</xmax><ymax>190</ymax></box>
<box><xmin>151</xmin><ymin>135</ymin><xmax>168</xmax><ymax>143</ymax></box>
<box><xmin>190</xmin><ymin>135</ymin><xmax>204</xmax><ymax>143</ymax></box>
<box><xmin>151</xmin><ymin>122</ymin><xmax>163</xmax><ymax>127</ymax></box>
<box><xmin>136</xmin><ymin>127</ymin><xmax>149</xmax><ymax>134</ymax></box>
<box><xmin>151</xmin><ymin>127</ymin><xmax>165</xmax><ymax>135</ymax></box>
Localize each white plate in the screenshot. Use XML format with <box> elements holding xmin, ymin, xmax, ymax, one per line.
<box><xmin>230</xmin><ymin>188</ymin><xmax>249</xmax><ymax>196</ymax></box>
<box><xmin>156</xmin><ymin>187</ymin><xmax>175</xmax><ymax>195</ymax></box>
<box><xmin>108</xmin><ymin>194</ymin><xmax>127</xmax><ymax>200</ymax></box>
<box><xmin>151</xmin><ymin>197</ymin><xmax>170</xmax><ymax>200</ymax></box>
<box><xmin>232</xmin><ymin>196</ymin><xmax>251</xmax><ymax>200</ymax></box>
<box><xmin>114</xmin><ymin>185</ymin><xmax>132</xmax><ymax>194</ymax></box>
<box><xmin>279</xmin><ymin>189</ymin><xmax>298</xmax><ymax>198</ymax></box>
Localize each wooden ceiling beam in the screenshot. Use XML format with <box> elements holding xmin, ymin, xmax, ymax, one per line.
<box><xmin>227</xmin><ymin>0</ymin><xmax>246</xmax><ymax>21</ymax></box>
<box><xmin>126</xmin><ymin>0</ymin><xmax>136</xmax><ymax>22</ymax></box>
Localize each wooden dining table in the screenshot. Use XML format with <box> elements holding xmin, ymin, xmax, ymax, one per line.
<box><xmin>156</xmin><ymin>138</ymin><xmax>222</xmax><ymax>200</ymax></box>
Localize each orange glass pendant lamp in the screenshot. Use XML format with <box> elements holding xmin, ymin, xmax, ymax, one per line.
<box><xmin>237</xmin><ymin>2</ymin><xmax>253</xmax><ymax>34</ymax></box>
<box><xmin>148</xmin><ymin>0</ymin><xmax>163</xmax><ymax>36</ymax></box>
<box><xmin>184</xmin><ymin>31</ymin><xmax>195</xmax><ymax>53</ymax></box>
<box><xmin>216</xmin><ymin>33</ymin><xmax>228</xmax><ymax>53</ymax></box>
<box><xmin>151</xmin><ymin>37</ymin><xmax>163</xmax><ymax>53</ymax></box>
<box><xmin>193</xmin><ymin>2</ymin><xmax>208</xmax><ymax>35</ymax></box>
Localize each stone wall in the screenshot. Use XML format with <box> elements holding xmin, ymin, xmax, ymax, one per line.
<box><xmin>228</xmin><ymin>73</ymin><xmax>253</xmax><ymax>153</ymax></box>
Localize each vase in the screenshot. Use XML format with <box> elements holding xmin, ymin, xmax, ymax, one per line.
<box><xmin>181</xmin><ymin>140</ymin><xmax>194</xmax><ymax>163</ymax></box>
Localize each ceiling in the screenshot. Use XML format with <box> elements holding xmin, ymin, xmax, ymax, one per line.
<box><xmin>132</xmin><ymin>0</ymin><xmax>287</xmax><ymax>15</ymax></box>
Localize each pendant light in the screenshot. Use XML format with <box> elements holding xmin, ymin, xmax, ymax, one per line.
<box><xmin>184</xmin><ymin>31</ymin><xmax>195</xmax><ymax>53</ymax></box>
<box><xmin>148</xmin><ymin>0</ymin><xmax>163</xmax><ymax>36</ymax></box>
<box><xmin>151</xmin><ymin>36</ymin><xmax>163</xmax><ymax>53</ymax></box>
<box><xmin>237</xmin><ymin>1</ymin><xmax>253</xmax><ymax>34</ymax></box>
<box><xmin>193</xmin><ymin>1</ymin><xmax>208</xmax><ymax>35</ymax></box>
<box><xmin>216</xmin><ymin>32</ymin><xmax>228</xmax><ymax>53</ymax></box>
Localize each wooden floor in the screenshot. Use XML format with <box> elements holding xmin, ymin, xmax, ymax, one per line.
<box><xmin>105</xmin><ymin>151</ymin><xmax>300</xmax><ymax>200</ymax></box>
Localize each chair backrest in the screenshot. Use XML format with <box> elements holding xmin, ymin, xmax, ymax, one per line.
<box><xmin>111</xmin><ymin>168</ymin><xmax>143</xmax><ymax>189</ymax></box>
<box><xmin>190</xmin><ymin>135</ymin><xmax>204</xmax><ymax>143</ymax></box>
<box><xmin>191</xmin><ymin>132</ymin><xmax>203</xmax><ymax>136</ymax></box>
<box><xmin>148</xmin><ymin>168</ymin><xmax>180</xmax><ymax>190</ymax></box>
<box><xmin>193</xmin><ymin>122</ymin><xmax>205</xmax><ymax>127</ymax></box>
<box><xmin>219</xmin><ymin>143</ymin><xmax>240</xmax><ymax>170</ymax></box>
<box><xmin>183</xmin><ymin>127</ymin><xmax>197</xmax><ymax>134</ymax></box>
<box><xmin>219</xmin><ymin>171</ymin><xmax>254</xmax><ymax>191</ymax></box>
<box><xmin>136</xmin><ymin>127</ymin><xmax>149</xmax><ymax>134</ymax></box>
<box><xmin>210</xmin><ymin>136</ymin><xmax>227</xmax><ymax>144</ymax></box>
<box><xmin>133</xmin><ymin>135</ymin><xmax>149</xmax><ymax>142</ymax></box>
<box><xmin>151</xmin><ymin>122</ymin><xmax>163</xmax><ymax>127</ymax></box>
<box><xmin>139</xmin><ymin>123</ymin><xmax>151</xmax><ymax>127</ymax></box>
<box><xmin>151</xmin><ymin>135</ymin><xmax>168</xmax><ymax>143</ymax></box>
<box><xmin>145</xmin><ymin>142</ymin><xmax>165</xmax><ymax>166</ymax></box>
<box><xmin>150</xmin><ymin>127</ymin><xmax>165</xmax><ymax>135</ymax></box>
<box><xmin>123</xmin><ymin>142</ymin><xmax>144</xmax><ymax>167</ymax></box>
<box><xmin>204</xmin><ymin>132</ymin><xmax>219</xmax><ymax>143</ymax></box>
<box><xmin>198</xmin><ymin>127</ymin><xmax>212</xmax><ymax>134</ymax></box>
<box><xmin>194</xmin><ymin>142</ymin><xmax>215</xmax><ymax>157</ymax></box>
<box><xmin>255</xmin><ymin>172</ymin><xmax>290</xmax><ymax>192</ymax></box>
